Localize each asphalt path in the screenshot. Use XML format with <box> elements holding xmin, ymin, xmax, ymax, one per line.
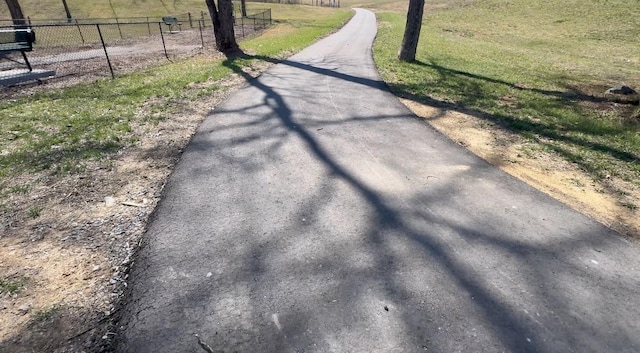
<box><xmin>117</xmin><ymin>8</ymin><xmax>640</xmax><ymax>353</ymax></box>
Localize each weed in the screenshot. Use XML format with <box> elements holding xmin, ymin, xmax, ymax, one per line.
<box><xmin>28</xmin><ymin>206</ymin><xmax>43</xmax><ymax>219</ymax></box>
<box><xmin>570</xmin><ymin>178</ymin><xmax>585</xmax><ymax>188</ymax></box>
<box><xmin>32</xmin><ymin>305</ymin><xmax>61</xmax><ymax>322</ymax></box>
<box><xmin>10</xmin><ymin>185</ymin><xmax>30</xmax><ymax>194</ymax></box>
<box><xmin>620</xmin><ymin>200</ymin><xmax>638</xmax><ymax>211</ymax></box>
<box><xmin>0</xmin><ymin>277</ymin><xmax>26</xmax><ymax>296</ymax></box>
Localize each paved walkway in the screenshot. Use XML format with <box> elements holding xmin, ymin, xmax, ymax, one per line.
<box><xmin>118</xmin><ymin>9</ymin><xmax>640</xmax><ymax>353</ymax></box>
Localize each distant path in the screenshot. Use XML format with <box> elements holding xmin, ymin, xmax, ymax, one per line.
<box><xmin>118</xmin><ymin>9</ymin><xmax>640</xmax><ymax>353</ymax></box>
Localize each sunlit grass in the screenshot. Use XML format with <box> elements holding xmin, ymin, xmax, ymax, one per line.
<box><xmin>0</xmin><ymin>5</ymin><xmax>350</xmax><ymax>195</ymax></box>
<box><xmin>373</xmin><ymin>1</ymin><xmax>640</xmax><ymax>187</ymax></box>
<box><xmin>243</xmin><ymin>4</ymin><xmax>351</xmax><ymax>57</ymax></box>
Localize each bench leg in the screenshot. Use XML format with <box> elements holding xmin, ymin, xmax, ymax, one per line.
<box><xmin>21</xmin><ymin>50</ymin><xmax>33</xmax><ymax>71</ymax></box>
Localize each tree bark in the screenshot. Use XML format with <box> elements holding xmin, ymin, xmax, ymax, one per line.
<box><xmin>398</xmin><ymin>0</ymin><xmax>424</xmax><ymax>62</ymax></box>
<box><xmin>240</xmin><ymin>0</ymin><xmax>247</xmax><ymax>18</ymax></box>
<box><xmin>4</xmin><ymin>0</ymin><xmax>26</xmax><ymax>25</ymax></box>
<box><xmin>62</xmin><ymin>0</ymin><xmax>72</xmax><ymax>22</ymax></box>
<box><xmin>205</xmin><ymin>0</ymin><xmax>240</xmax><ymax>54</ymax></box>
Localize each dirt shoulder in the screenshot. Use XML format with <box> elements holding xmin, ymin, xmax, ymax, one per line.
<box><xmin>401</xmin><ymin>98</ymin><xmax>639</xmax><ymax>240</ymax></box>
<box><xmin>0</xmin><ymin>58</ymin><xmax>272</xmax><ymax>353</ymax></box>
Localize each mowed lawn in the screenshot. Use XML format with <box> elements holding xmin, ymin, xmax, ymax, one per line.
<box><xmin>1</xmin><ymin>0</ymin><xmax>222</xmax><ymax>19</ymax></box>
<box><xmin>0</xmin><ymin>4</ymin><xmax>352</xmax><ymax>203</ymax></box>
<box><xmin>373</xmin><ymin>0</ymin><xmax>640</xmax><ymax>208</ymax></box>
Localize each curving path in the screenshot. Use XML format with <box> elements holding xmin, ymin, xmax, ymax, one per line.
<box><xmin>117</xmin><ymin>9</ymin><xmax>640</xmax><ymax>353</ymax></box>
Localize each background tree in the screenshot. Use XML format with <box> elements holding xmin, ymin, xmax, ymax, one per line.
<box><xmin>205</xmin><ymin>0</ymin><xmax>240</xmax><ymax>54</ymax></box>
<box><xmin>62</xmin><ymin>0</ymin><xmax>72</xmax><ymax>22</ymax></box>
<box><xmin>398</xmin><ymin>0</ymin><xmax>424</xmax><ymax>62</ymax></box>
<box><xmin>240</xmin><ymin>0</ymin><xmax>247</xmax><ymax>18</ymax></box>
<box><xmin>4</xmin><ymin>0</ymin><xmax>26</xmax><ymax>25</ymax></box>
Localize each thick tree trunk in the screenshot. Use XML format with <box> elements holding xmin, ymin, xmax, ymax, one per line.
<box><xmin>240</xmin><ymin>0</ymin><xmax>247</xmax><ymax>18</ymax></box>
<box><xmin>398</xmin><ymin>0</ymin><xmax>424</xmax><ymax>62</ymax></box>
<box><xmin>205</xmin><ymin>0</ymin><xmax>240</xmax><ymax>54</ymax></box>
<box><xmin>4</xmin><ymin>0</ymin><xmax>26</xmax><ymax>25</ymax></box>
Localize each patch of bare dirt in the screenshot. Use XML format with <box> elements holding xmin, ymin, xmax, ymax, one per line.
<box><xmin>0</xmin><ymin>59</ymin><xmax>274</xmax><ymax>352</ymax></box>
<box><xmin>401</xmin><ymin>98</ymin><xmax>640</xmax><ymax>239</ymax></box>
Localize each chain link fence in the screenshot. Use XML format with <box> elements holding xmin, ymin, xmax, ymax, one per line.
<box><xmin>245</xmin><ymin>0</ymin><xmax>340</xmax><ymax>7</ymax></box>
<box><xmin>0</xmin><ymin>9</ymin><xmax>271</xmax><ymax>88</ymax></box>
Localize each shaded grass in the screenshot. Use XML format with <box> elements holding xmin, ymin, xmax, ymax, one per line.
<box><xmin>31</xmin><ymin>304</ymin><xmax>62</xmax><ymax>323</ymax></box>
<box><xmin>373</xmin><ymin>2</ymin><xmax>640</xmax><ymax>187</ymax></box>
<box><xmin>0</xmin><ymin>6</ymin><xmax>351</xmax><ymax>198</ymax></box>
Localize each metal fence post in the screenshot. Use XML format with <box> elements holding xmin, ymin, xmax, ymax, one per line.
<box><xmin>158</xmin><ymin>22</ymin><xmax>169</xmax><ymax>59</ymax></box>
<box><xmin>188</xmin><ymin>13</ymin><xmax>193</xmax><ymax>28</ymax></box>
<box><xmin>75</xmin><ymin>19</ymin><xmax>85</xmax><ymax>44</ymax></box>
<box><xmin>147</xmin><ymin>17</ymin><xmax>151</xmax><ymax>35</ymax></box>
<box><xmin>96</xmin><ymin>24</ymin><xmax>115</xmax><ymax>79</ymax></box>
<box><xmin>198</xmin><ymin>19</ymin><xmax>204</xmax><ymax>48</ymax></box>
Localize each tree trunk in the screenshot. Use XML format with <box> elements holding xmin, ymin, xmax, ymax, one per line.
<box><xmin>240</xmin><ymin>0</ymin><xmax>247</xmax><ymax>18</ymax></box>
<box><xmin>205</xmin><ymin>0</ymin><xmax>240</xmax><ymax>54</ymax></box>
<box><xmin>62</xmin><ymin>0</ymin><xmax>72</xmax><ymax>22</ymax></box>
<box><xmin>398</xmin><ymin>0</ymin><xmax>424</xmax><ymax>62</ymax></box>
<box><xmin>4</xmin><ymin>0</ymin><xmax>26</xmax><ymax>25</ymax></box>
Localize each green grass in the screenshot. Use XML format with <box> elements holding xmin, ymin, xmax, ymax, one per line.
<box><xmin>0</xmin><ymin>277</ymin><xmax>26</xmax><ymax>296</ymax></box>
<box><xmin>0</xmin><ymin>0</ymin><xmax>320</xmax><ymax>20</ymax></box>
<box><xmin>10</xmin><ymin>6</ymin><xmax>271</xmax><ymax>48</ymax></box>
<box><xmin>243</xmin><ymin>5</ymin><xmax>351</xmax><ymax>57</ymax></box>
<box><xmin>31</xmin><ymin>22</ymin><xmax>165</xmax><ymax>48</ymax></box>
<box><xmin>373</xmin><ymin>0</ymin><xmax>640</xmax><ymax>187</ymax></box>
<box><xmin>1</xmin><ymin>0</ymin><xmax>212</xmax><ymax>20</ymax></box>
<box><xmin>0</xmin><ymin>5</ymin><xmax>351</xmax><ymax>198</ymax></box>
<box><xmin>32</xmin><ymin>304</ymin><xmax>61</xmax><ymax>322</ymax></box>
<box><xmin>1</xmin><ymin>60</ymin><xmax>228</xmax><ymax>180</ymax></box>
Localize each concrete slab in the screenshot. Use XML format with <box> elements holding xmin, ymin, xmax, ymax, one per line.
<box><xmin>0</xmin><ymin>68</ymin><xmax>56</xmax><ymax>86</ymax></box>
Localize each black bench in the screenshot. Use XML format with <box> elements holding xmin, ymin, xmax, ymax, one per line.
<box><xmin>0</xmin><ymin>28</ymin><xmax>36</xmax><ymax>71</ymax></box>
<box><xmin>162</xmin><ymin>16</ymin><xmax>182</xmax><ymax>33</ymax></box>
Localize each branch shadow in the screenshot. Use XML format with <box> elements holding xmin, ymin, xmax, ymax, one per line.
<box><xmin>119</xmin><ymin>51</ymin><xmax>640</xmax><ymax>352</ymax></box>
<box><xmin>388</xmin><ymin>60</ymin><xmax>640</xmax><ymax>179</ymax></box>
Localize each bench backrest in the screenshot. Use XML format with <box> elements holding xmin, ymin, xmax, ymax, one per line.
<box><xmin>0</xmin><ymin>28</ymin><xmax>35</xmax><ymax>52</ymax></box>
<box><xmin>162</xmin><ymin>16</ymin><xmax>179</xmax><ymax>25</ymax></box>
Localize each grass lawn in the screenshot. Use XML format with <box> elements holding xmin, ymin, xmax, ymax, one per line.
<box><xmin>1</xmin><ymin>0</ymin><xmax>217</xmax><ymax>20</ymax></box>
<box><xmin>373</xmin><ymin>0</ymin><xmax>640</xmax><ymax>204</ymax></box>
<box><xmin>0</xmin><ymin>4</ymin><xmax>351</xmax><ymax>200</ymax></box>
<box><xmin>0</xmin><ymin>5</ymin><xmax>352</xmax><ymax>352</ymax></box>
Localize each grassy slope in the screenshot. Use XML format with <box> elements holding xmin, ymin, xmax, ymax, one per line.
<box><xmin>1</xmin><ymin>0</ymin><xmax>211</xmax><ymax>19</ymax></box>
<box><xmin>0</xmin><ymin>5</ymin><xmax>352</xmax><ymax>197</ymax></box>
<box><xmin>373</xmin><ymin>0</ymin><xmax>640</xmax><ymax>194</ymax></box>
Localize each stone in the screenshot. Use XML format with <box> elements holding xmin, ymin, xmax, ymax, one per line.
<box><xmin>605</xmin><ymin>85</ymin><xmax>637</xmax><ymax>95</ymax></box>
<box><xmin>17</xmin><ymin>303</ymin><xmax>31</xmax><ymax>315</ymax></box>
<box><xmin>105</xmin><ymin>196</ymin><xmax>117</xmax><ymax>207</ymax></box>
